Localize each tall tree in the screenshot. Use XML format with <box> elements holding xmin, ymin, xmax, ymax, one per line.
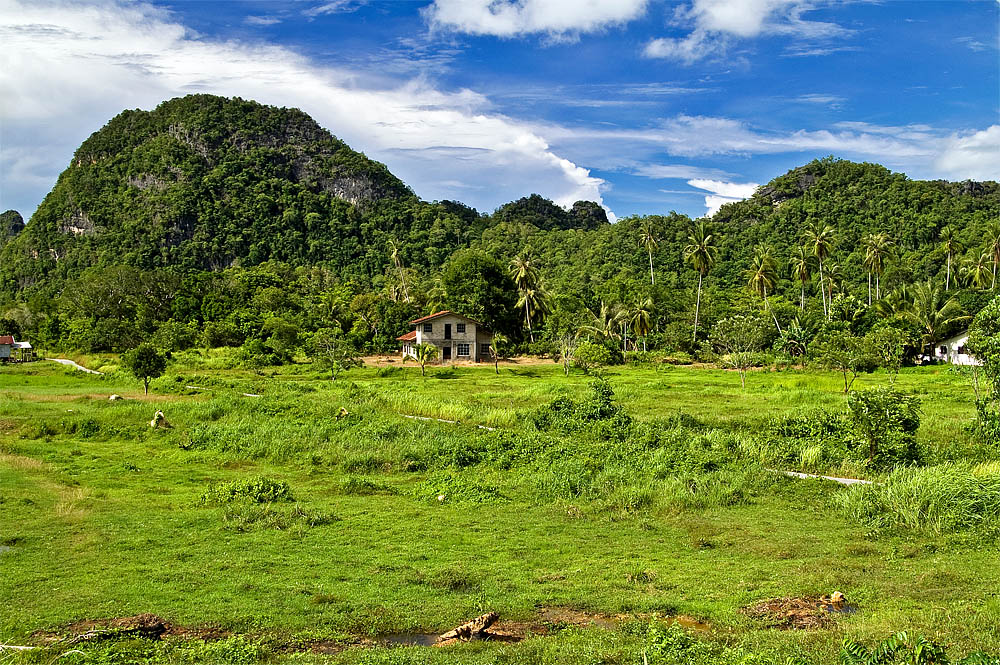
<box><xmin>790</xmin><ymin>245</ymin><xmax>814</xmax><ymax>311</ymax></box>
<box><xmin>986</xmin><ymin>222</ymin><xmax>1000</xmax><ymax>290</ymax></box>
<box><xmin>387</xmin><ymin>239</ymin><xmax>411</xmax><ymax>303</ymax></box>
<box><xmin>962</xmin><ymin>249</ymin><xmax>994</xmax><ymax>290</ymax></box>
<box><xmin>580</xmin><ymin>301</ymin><xmax>623</xmax><ymax>344</ymax></box>
<box><xmin>631</xmin><ymin>297</ymin><xmax>653</xmax><ymax>352</ymax></box>
<box><xmin>804</xmin><ymin>223</ymin><xmax>836</xmax><ymax>319</ymax></box>
<box><xmin>745</xmin><ymin>243</ymin><xmax>782</xmax><ymax>333</ymax></box>
<box><xmin>904</xmin><ymin>280</ymin><xmax>970</xmax><ymax>355</ymax></box>
<box><xmin>862</xmin><ymin>232</ymin><xmax>893</xmax><ymax>304</ymax></box>
<box><xmin>639</xmin><ymin>221</ymin><xmax>659</xmax><ymax>286</ymax></box>
<box><xmin>510</xmin><ymin>251</ymin><xmax>543</xmax><ymax>342</ymax></box>
<box><xmin>683</xmin><ymin>222</ymin><xmax>719</xmax><ymax>342</ymax></box>
<box><xmin>939</xmin><ymin>225</ymin><xmax>962</xmax><ymax>291</ymax></box>
<box><xmin>515</xmin><ymin>286</ymin><xmax>551</xmax><ymax>344</ymax></box>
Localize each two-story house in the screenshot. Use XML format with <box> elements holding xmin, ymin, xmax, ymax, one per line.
<box><xmin>397</xmin><ymin>311</ymin><xmax>493</xmax><ymax>363</ymax></box>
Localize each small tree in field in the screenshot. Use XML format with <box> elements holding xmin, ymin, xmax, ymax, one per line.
<box><xmin>811</xmin><ymin>329</ymin><xmax>875</xmax><ymax>393</ymax></box>
<box><xmin>847</xmin><ymin>387</ymin><xmax>921</xmax><ymax>469</ymax></box>
<box><xmin>559</xmin><ymin>334</ymin><xmax>578</xmax><ymax>376</ymax></box>
<box><xmin>122</xmin><ymin>343</ymin><xmax>167</xmax><ymax>395</ymax></box>
<box><xmin>868</xmin><ymin>325</ymin><xmax>909</xmax><ymax>385</ymax></box>
<box><xmin>488</xmin><ymin>333</ymin><xmax>509</xmax><ymax>374</ymax></box>
<box><xmin>408</xmin><ymin>343</ymin><xmax>438</xmax><ymax>376</ymax></box>
<box><xmin>309</xmin><ymin>327</ymin><xmax>362</xmax><ymax>380</ymax></box>
<box><xmin>710</xmin><ymin>315</ymin><xmax>765</xmax><ymax>390</ymax></box>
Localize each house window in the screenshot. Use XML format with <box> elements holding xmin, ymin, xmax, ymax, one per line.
<box><xmin>456</xmin><ymin>323</ymin><xmax>466</xmax><ymax>334</ymax></box>
<box><xmin>481</xmin><ymin>343</ymin><xmax>491</xmax><ymax>357</ymax></box>
<box><xmin>959</xmin><ymin>345</ymin><xmax>967</xmax><ymax>355</ymax></box>
<box><xmin>457</xmin><ymin>343</ymin><xmax>470</xmax><ymax>357</ymax></box>
<box><xmin>940</xmin><ymin>345</ymin><xmax>947</xmax><ymax>355</ymax></box>
<box><xmin>423</xmin><ymin>323</ymin><xmax>433</xmax><ymax>333</ymax></box>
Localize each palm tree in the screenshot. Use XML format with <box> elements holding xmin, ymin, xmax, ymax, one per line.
<box><xmin>745</xmin><ymin>243</ymin><xmax>782</xmax><ymax>333</ymax></box>
<box><xmin>985</xmin><ymin>222</ymin><xmax>1000</xmax><ymax>289</ymax></box>
<box><xmin>789</xmin><ymin>245</ymin><xmax>814</xmax><ymax>311</ymax></box>
<box><xmin>820</xmin><ymin>262</ymin><xmax>843</xmax><ymax>314</ymax></box>
<box><xmin>903</xmin><ymin>280</ymin><xmax>970</xmax><ymax>355</ymax></box>
<box><xmin>862</xmin><ymin>232</ymin><xmax>893</xmax><ymax>304</ymax></box>
<box><xmin>873</xmin><ymin>284</ymin><xmax>913</xmax><ymax>320</ymax></box>
<box><xmin>488</xmin><ymin>332</ymin><xmax>507</xmax><ymax>374</ymax></box>
<box><xmin>683</xmin><ymin>222</ymin><xmax>719</xmax><ymax>341</ymax></box>
<box><xmin>639</xmin><ymin>221</ymin><xmax>659</xmax><ymax>285</ymax></box>
<box><xmin>411</xmin><ymin>343</ymin><xmax>438</xmax><ymax>376</ymax></box>
<box><xmin>962</xmin><ymin>249</ymin><xmax>993</xmax><ymax>290</ymax></box>
<box><xmin>515</xmin><ymin>286</ymin><xmax>551</xmax><ymax>344</ymax></box>
<box><xmin>631</xmin><ymin>298</ymin><xmax>653</xmax><ymax>352</ymax></box>
<box><xmin>803</xmin><ymin>222</ymin><xmax>836</xmax><ymax>318</ymax></box>
<box><xmin>580</xmin><ymin>301</ymin><xmax>623</xmax><ymax>343</ymax></box>
<box><xmin>426</xmin><ymin>279</ymin><xmax>447</xmax><ymax>314</ymax></box>
<box><xmin>387</xmin><ymin>239</ymin><xmax>411</xmax><ymax>303</ymax></box>
<box><xmin>510</xmin><ymin>252</ymin><xmax>542</xmax><ymax>342</ymax></box>
<box><xmin>939</xmin><ymin>225</ymin><xmax>962</xmax><ymax>290</ymax></box>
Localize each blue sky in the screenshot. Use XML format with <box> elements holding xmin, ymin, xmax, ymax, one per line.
<box><xmin>1</xmin><ymin>0</ymin><xmax>997</xmax><ymax>222</ymax></box>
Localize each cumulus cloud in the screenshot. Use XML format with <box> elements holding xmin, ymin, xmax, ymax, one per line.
<box><xmin>0</xmin><ymin>0</ymin><xmax>608</xmax><ymax>220</ymax></box>
<box><xmin>644</xmin><ymin>0</ymin><xmax>852</xmax><ymax>63</ymax></box>
<box><xmin>423</xmin><ymin>0</ymin><xmax>648</xmax><ymax>39</ymax></box>
<box><xmin>935</xmin><ymin>126</ymin><xmax>1000</xmax><ymax>181</ymax></box>
<box><xmin>687</xmin><ymin>179</ymin><xmax>759</xmax><ymax>215</ymax></box>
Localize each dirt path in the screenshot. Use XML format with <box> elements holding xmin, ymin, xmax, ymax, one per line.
<box><xmin>48</xmin><ymin>358</ymin><xmax>103</xmax><ymax>375</ymax></box>
<box><xmin>778</xmin><ymin>470</ymin><xmax>872</xmax><ymax>486</ymax></box>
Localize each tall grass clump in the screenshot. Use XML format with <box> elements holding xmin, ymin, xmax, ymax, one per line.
<box><xmin>836</xmin><ymin>463</ymin><xmax>1000</xmax><ymax>536</ymax></box>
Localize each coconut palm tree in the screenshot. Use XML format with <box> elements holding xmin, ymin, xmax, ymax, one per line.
<box><xmin>745</xmin><ymin>243</ymin><xmax>782</xmax><ymax>333</ymax></box>
<box><xmin>631</xmin><ymin>298</ymin><xmax>653</xmax><ymax>352</ymax></box>
<box><xmin>862</xmin><ymin>232</ymin><xmax>893</xmax><ymax>304</ymax></box>
<box><xmin>986</xmin><ymin>222</ymin><xmax>1000</xmax><ymax>289</ymax></box>
<box><xmin>639</xmin><ymin>220</ymin><xmax>659</xmax><ymax>285</ymax></box>
<box><xmin>962</xmin><ymin>248</ymin><xmax>993</xmax><ymax>290</ymax></box>
<box><xmin>820</xmin><ymin>261</ymin><xmax>843</xmax><ymax>313</ymax></box>
<box><xmin>873</xmin><ymin>284</ymin><xmax>913</xmax><ymax>320</ymax></box>
<box><xmin>903</xmin><ymin>280</ymin><xmax>970</xmax><ymax>355</ymax></box>
<box><xmin>939</xmin><ymin>225</ymin><xmax>962</xmax><ymax>290</ymax></box>
<box><xmin>488</xmin><ymin>332</ymin><xmax>507</xmax><ymax>374</ymax></box>
<box><xmin>510</xmin><ymin>251</ymin><xmax>543</xmax><ymax>342</ymax></box>
<box><xmin>683</xmin><ymin>222</ymin><xmax>719</xmax><ymax>341</ymax></box>
<box><xmin>789</xmin><ymin>245</ymin><xmax>814</xmax><ymax>311</ymax></box>
<box><xmin>580</xmin><ymin>301</ymin><xmax>623</xmax><ymax>344</ymax></box>
<box><xmin>411</xmin><ymin>343</ymin><xmax>438</xmax><ymax>376</ymax></box>
<box><xmin>803</xmin><ymin>222</ymin><xmax>836</xmax><ymax>318</ymax></box>
<box><xmin>515</xmin><ymin>286</ymin><xmax>551</xmax><ymax>344</ymax></box>
<box><xmin>387</xmin><ymin>239</ymin><xmax>410</xmax><ymax>303</ymax></box>
<box><xmin>426</xmin><ymin>278</ymin><xmax>447</xmax><ymax>314</ymax></box>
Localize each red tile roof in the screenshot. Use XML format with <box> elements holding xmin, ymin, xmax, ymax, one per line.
<box><xmin>0</xmin><ymin>336</ymin><xmax>13</xmax><ymax>345</ymax></box>
<box><xmin>408</xmin><ymin>310</ymin><xmax>487</xmax><ymax>328</ymax></box>
<box><xmin>396</xmin><ymin>330</ymin><xmax>417</xmax><ymax>342</ymax></box>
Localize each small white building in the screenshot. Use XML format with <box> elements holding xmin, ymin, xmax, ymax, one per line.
<box><xmin>934</xmin><ymin>331</ymin><xmax>982</xmax><ymax>366</ymax></box>
<box><xmin>397</xmin><ymin>311</ymin><xmax>493</xmax><ymax>363</ymax></box>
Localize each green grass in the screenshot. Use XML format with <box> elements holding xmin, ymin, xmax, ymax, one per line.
<box><xmin>0</xmin><ymin>358</ymin><xmax>997</xmax><ymax>663</ymax></box>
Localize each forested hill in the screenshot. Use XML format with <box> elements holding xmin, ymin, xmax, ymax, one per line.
<box><xmin>0</xmin><ymin>95</ymin><xmax>458</xmax><ymax>290</ymax></box>
<box><xmin>474</xmin><ymin>158</ymin><xmax>998</xmax><ymax>303</ymax></box>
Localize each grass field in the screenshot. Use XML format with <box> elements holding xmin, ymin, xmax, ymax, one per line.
<box><xmin>1</xmin><ymin>356</ymin><xmax>998</xmax><ymax>664</ymax></box>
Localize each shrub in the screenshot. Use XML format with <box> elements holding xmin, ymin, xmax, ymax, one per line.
<box><xmin>201</xmin><ymin>476</ymin><xmax>294</xmax><ymax>504</ymax></box>
<box><xmin>574</xmin><ymin>341</ymin><xmax>614</xmax><ymax>373</ymax></box>
<box><xmin>847</xmin><ymin>387</ymin><xmax>921</xmax><ymax>469</ymax></box>
<box><xmin>413</xmin><ymin>472</ymin><xmax>506</xmax><ymax>504</ymax></box>
<box><xmin>836</xmin><ymin>464</ymin><xmax>1000</xmax><ymax>536</ymax></box>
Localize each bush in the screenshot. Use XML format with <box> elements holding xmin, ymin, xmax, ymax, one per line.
<box><xmin>836</xmin><ymin>464</ymin><xmax>1000</xmax><ymax>536</ymax></box>
<box><xmin>574</xmin><ymin>341</ymin><xmax>615</xmax><ymax>373</ymax></box>
<box><xmin>201</xmin><ymin>476</ymin><xmax>294</xmax><ymax>504</ymax></box>
<box><xmin>847</xmin><ymin>387</ymin><xmax>921</xmax><ymax>469</ymax></box>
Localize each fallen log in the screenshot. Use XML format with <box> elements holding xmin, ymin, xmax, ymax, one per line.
<box><xmin>438</xmin><ymin>613</ymin><xmax>499</xmax><ymax>642</ymax></box>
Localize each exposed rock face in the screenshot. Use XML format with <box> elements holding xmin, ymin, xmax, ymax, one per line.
<box><xmin>59</xmin><ymin>210</ymin><xmax>98</xmax><ymax>236</ymax></box>
<box><xmin>1</xmin><ymin>210</ymin><xmax>24</xmax><ymax>239</ymax></box>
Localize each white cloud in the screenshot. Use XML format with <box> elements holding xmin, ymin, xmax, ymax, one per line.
<box><xmin>423</xmin><ymin>0</ymin><xmax>648</xmax><ymax>39</ymax></box>
<box><xmin>303</xmin><ymin>1</ymin><xmax>367</xmax><ymax>17</ymax></box>
<box><xmin>687</xmin><ymin>178</ymin><xmax>758</xmax><ymax>215</ymax></box>
<box><xmin>645</xmin><ymin>0</ymin><xmax>852</xmax><ymax>63</ymax></box>
<box><xmin>633</xmin><ymin>164</ymin><xmax>735</xmax><ymax>180</ymax></box>
<box><xmin>935</xmin><ymin>125</ymin><xmax>1000</xmax><ymax>181</ymax></box>
<box><xmin>0</xmin><ymin>0</ymin><xmax>609</xmax><ymax>220</ymax></box>
<box><xmin>244</xmin><ymin>15</ymin><xmax>281</xmax><ymax>26</ymax></box>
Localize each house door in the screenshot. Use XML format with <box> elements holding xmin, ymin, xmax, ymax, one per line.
<box><xmin>442</xmin><ymin>346</ymin><xmax>452</xmax><ymax>361</ymax></box>
<box><xmin>444</xmin><ymin>323</ymin><xmax>452</xmax><ymax>340</ymax></box>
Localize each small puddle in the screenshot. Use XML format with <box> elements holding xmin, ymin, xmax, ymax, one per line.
<box><xmin>821</xmin><ymin>603</ymin><xmax>858</xmax><ymax>615</ymax></box>
<box><xmin>668</xmin><ymin>615</ymin><xmax>710</xmax><ymax>631</ymax></box>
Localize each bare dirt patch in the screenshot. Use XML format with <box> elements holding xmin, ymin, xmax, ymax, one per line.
<box><xmin>34</xmin><ymin>614</ymin><xmax>230</xmax><ymax>645</ymax></box>
<box><xmin>741</xmin><ymin>595</ymin><xmax>856</xmax><ymax>630</ymax></box>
